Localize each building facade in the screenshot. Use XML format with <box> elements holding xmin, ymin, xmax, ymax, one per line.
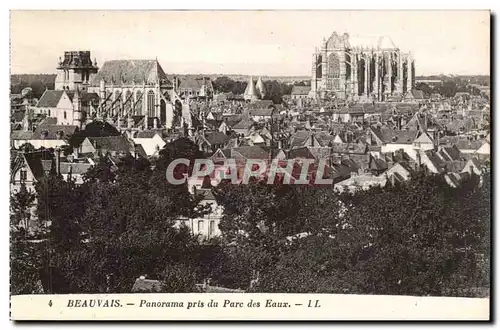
<box><xmin>310</xmin><ymin>32</ymin><xmax>415</xmax><ymax>102</ymax></box>
<box><xmin>86</xmin><ymin>59</ymin><xmax>178</xmax><ymax>129</ymax></box>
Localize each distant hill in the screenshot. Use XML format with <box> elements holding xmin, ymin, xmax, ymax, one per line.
<box><xmin>167</xmin><ymin>73</ymin><xmax>310</xmax><ymax>84</ymax></box>
<box><xmin>415</xmin><ymin>74</ymin><xmax>490</xmax><ymax>86</ymax></box>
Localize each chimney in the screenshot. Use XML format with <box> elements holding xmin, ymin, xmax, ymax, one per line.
<box><xmin>416</xmin><ymin>151</ymin><xmax>422</xmax><ymax>170</ymax></box>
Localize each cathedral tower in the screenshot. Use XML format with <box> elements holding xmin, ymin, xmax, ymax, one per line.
<box><xmin>55</xmin><ymin>51</ymin><xmax>98</xmax><ymax>92</ymax></box>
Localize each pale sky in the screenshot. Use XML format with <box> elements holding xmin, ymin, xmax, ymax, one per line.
<box><xmin>10</xmin><ymin>10</ymin><xmax>490</xmax><ymax>76</ymax></box>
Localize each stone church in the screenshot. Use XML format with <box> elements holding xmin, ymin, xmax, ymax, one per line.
<box><xmin>309</xmin><ymin>32</ymin><xmax>416</xmax><ymax>102</ymax></box>
<box><xmin>52</xmin><ymin>51</ymin><xmax>183</xmax><ymax>130</ymax></box>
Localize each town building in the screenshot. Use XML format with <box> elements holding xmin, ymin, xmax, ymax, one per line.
<box><xmin>310</xmin><ymin>31</ymin><xmax>415</xmax><ymax>102</ymax></box>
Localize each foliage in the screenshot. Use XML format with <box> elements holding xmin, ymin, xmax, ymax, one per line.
<box><xmin>11</xmin><ymin>135</ymin><xmax>490</xmax><ymax>296</ymax></box>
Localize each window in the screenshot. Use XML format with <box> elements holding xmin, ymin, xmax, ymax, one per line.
<box><xmin>64</xmin><ymin>111</ymin><xmax>67</xmax><ymax>119</ymax></box>
<box><xmin>147</xmin><ymin>90</ymin><xmax>155</xmax><ymax>117</ymax></box>
<box><xmin>48</xmin><ymin>109</ymin><xmax>51</xmax><ymax>117</ymax></box>
<box><xmin>197</xmin><ymin>220</ymin><xmax>204</xmax><ymax>233</ymax></box>
<box><xmin>209</xmin><ymin>221</ymin><xmax>216</xmax><ymax>237</ymax></box>
<box><xmin>20</xmin><ymin>170</ymin><xmax>27</xmax><ymax>182</ymax></box>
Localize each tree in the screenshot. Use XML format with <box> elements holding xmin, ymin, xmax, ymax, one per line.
<box><xmin>18</xmin><ymin>143</ymin><xmax>36</xmax><ymax>153</ymax></box>
<box><xmin>10</xmin><ymin>182</ymin><xmax>36</xmax><ymax>233</ymax></box>
<box><xmin>415</xmin><ymin>82</ymin><xmax>433</xmax><ymax>97</ymax></box>
<box><xmin>69</xmin><ymin>120</ymin><xmax>121</xmax><ymax>148</ymax></box>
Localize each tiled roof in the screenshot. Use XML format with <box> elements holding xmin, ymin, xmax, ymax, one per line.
<box><xmin>23</xmin><ymin>150</ymin><xmax>54</xmax><ymax>180</ymax></box>
<box><xmin>232</xmin><ymin>118</ymin><xmax>254</xmax><ymax>130</ymax></box>
<box><xmin>131</xmin><ymin>278</ymin><xmax>163</xmax><ymax>293</ymax></box>
<box><xmin>232</xmin><ymin>146</ymin><xmax>269</xmax><ymax>159</ymax></box>
<box><xmin>11</xmin><ymin>130</ymin><xmax>34</xmax><ymax>140</ymax></box>
<box><xmin>246</xmin><ymin>100</ymin><xmax>274</xmax><ymax>109</ymax></box>
<box><xmin>331</xmin><ymin>142</ymin><xmax>367</xmax><ymax>154</ymax></box>
<box><xmin>87</xmin><ymin>136</ymin><xmax>133</xmax><ymax>153</ymax></box>
<box><xmin>92</xmin><ymin>60</ymin><xmax>171</xmax><ymax>86</ymax></box>
<box><xmin>36</xmin><ymin>90</ymin><xmax>65</xmax><ymax>108</ymax></box>
<box><xmin>178</xmin><ymin>76</ymin><xmax>204</xmax><ymax>90</ymax></box>
<box><xmin>411</xmin><ymin>90</ymin><xmax>425</xmax><ymax>100</ymax></box>
<box><xmin>204</xmin><ymin>131</ymin><xmax>230</xmax><ymax>146</ymax></box>
<box><xmin>136</xmin><ymin>130</ymin><xmax>161</xmax><ymax>138</ymax></box>
<box><xmin>250</xmin><ymin>109</ymin><xmax>274</xmax><ymax>117</ymax></box>
<box><xmin>58</xmin><ymin>162</ymin><xmax>93</xmax><ymax>175</ymax></box>
<box><xmin>289</xmin><ymin>131</ymin><xmax>311</xmax><ymax>148</ymax></box>
<box><xmin>371</xmin><ymin>126</ymin><xmax>418</xmax><ymax>144</ymax></box>
<box><xmin>288</xmin><ymin>147</ymin><xmax>315</xmax><ymax>159</ymax></box>
<box><xmin>32</xmin><ymin>124</ymin><xmax>78</xmax><ymax>140</ymax></box>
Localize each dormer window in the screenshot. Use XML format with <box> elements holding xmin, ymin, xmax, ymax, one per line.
<box><xmin>41</xmin><ymin>130</ymin><xmax>49</xmax><ymax>139</ymax></box>
<box><xmin>20</xmin><ymin>169</ymin><xmax>27</xmax><ymax>182</ymax></box>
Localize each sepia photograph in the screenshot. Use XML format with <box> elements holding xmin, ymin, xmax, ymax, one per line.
<box><xmin>8</xmin><ymin>9</ymin><xmax>491</xmax><ymax>320</ymax></box>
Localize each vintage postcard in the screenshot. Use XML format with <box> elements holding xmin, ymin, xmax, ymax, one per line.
<box><xmin>9</xmin><ymin>10</ymin><xmax>490</xmax><ymax>321</ymax></box>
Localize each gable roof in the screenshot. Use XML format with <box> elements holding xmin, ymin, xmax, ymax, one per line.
<box><xmin>86</xmin><ymin>136</ymin><xmax>133</xmax><ymax>153</ymax></box>
<box><xmin>32</xmin><ymin>124</ymin><xmax>78</xmax><ymax>140</ymax></box>
<box><xmin>136</xmin><ymin>130</ymin><xmax>161</xmax><ymax>139</ymax></box>
<box><xmin>411</xmin><ymin>90</ymin><xmax>425</xmax><ymax>100</ymax></box>
<box><xmin>204</xmin><ymin>131</ymin><xmax>230</xmax><ymax>146</ymax></box>
<box><xmin>232</xmin><ymin>146</ymin><xmax>269</xmax><ymax>159</ymax></box>
<box><xmin>371</xmin><ymin>126</ymin><xmax>418</xmax><ymax>144</ymax></box>
<box><xmin>11</xmin><ymin>130</ymin><xmax>34</xmax><ymax>140</ymax></box>
<box><xmin>92</xmin><ymin>60</ymin><xmax>171</xmax><ymax>86</ymax></box>
<box><xmin>36</xmin><ymin>90</ymin><xmax>66</xmax><ymax>108</ymax></box>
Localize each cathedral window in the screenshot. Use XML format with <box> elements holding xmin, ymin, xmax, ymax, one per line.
<box><xmin>327</xmin><ymin>53</ymin><xmax>340</xmax><ymax>79</ymax></box>
<box><xmin>147</xmin><ymin>90</ymin><xmax>155</xmax><ymax>117</ymax></box>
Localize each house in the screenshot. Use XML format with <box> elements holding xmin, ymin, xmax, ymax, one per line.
<box><xmin>178</xmin><ymin>188</ymin><xmax>223</xmax><ymax>240</ymax></box>
<box><xmin>131</xmin><ymin>130</ymin><xmax>166</xmax><ymax>157</ymax></box>
<box><xmin>80</xmin><ymin>135</ymin><xmax>139</xmax><ymax>157</ymax></box>
<box><xmin>42</xmin><ymin>160</ymin><xmax>92</xmax><ymax>185</ymax></box>
<box><xmin>289</xmin><ymin>131</ymin><xmax>322</xmax><ymax>149</ymax></box>
<box><xmin>461</xmin><ymin>158</ymin><xmax>483</xmax><ymax>176</ymax></box>
<box><xmin>291</xmin><ymin>86</ymin><xmax>311</xmax><ymax>100</ymax></box>
<box><xmin>437</xmin><ymin>145</ymin><xmax>462</xmax><ymax>162</ymax></box>
<box><xmin>249</xmin><ymin>108</ymin><xmax>275</xmax><ymax>122</ymax></box>
<box><xmin>475</xmin><ymin>141</ymin><xmax>490</xmax><ymax>157</ymax></box>
<box><xmin>370</xmin><ymin>126</ymin><xmax>420</xmax><ymax>159</ymax></box>
<box><xmin>382</xmin><ymin>162</ymin><xmax>415</xmax><ymax>182</ymax></box>
<box><xmin>28</xmin><ymin>124</ymin><xmax>78</xmax><ymax>149</ymax></box>
<box><xmin>11</xmin><ymin>150</ymin><xmax>53</xmax><ymax>193</ymax></box>
<box><xmin>231</xmin><ymin>118</ymin><xmax>254</xmax><ymax>136</ymax></box>
<box><xmin>412</xmin><ymin>131</ymin><xmax>435</xmax><ymax>151</ymax></box>
<box><xmin>11</xmin><ymin>130</ymin><xmax>34</xmax><ymax>149</ymax></box>
<box><xmin>34</xmin><ymin>89</ymin><xmax>99</xmax><ymax>126</ymax></box>
<box><xmin>176</xmin><ymin>76</ymin><xmax>214</xmax><ymax>99</ymax></box>
<box><xmin>195</xmin><ymin>131</ymin><xmax>230</xmax><ymax>154</ymax></box>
